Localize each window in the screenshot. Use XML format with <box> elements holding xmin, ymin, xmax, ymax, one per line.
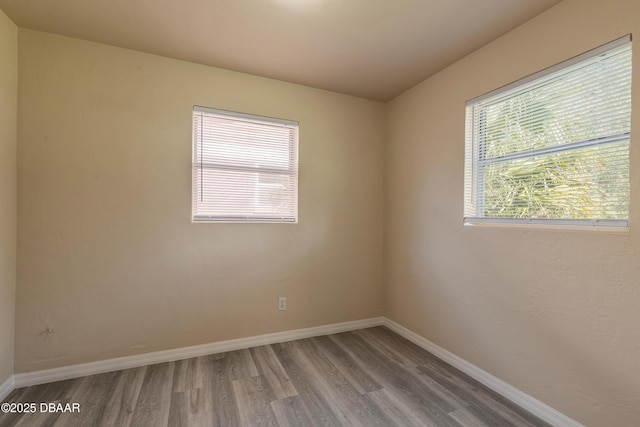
<box><xmin>464</xmin><ymin>35</ymin><xmax>632</xmax><ymax>228</ymax></box>
<box><xmin>192</xmin><ymin>106</ymin><xmax>298</xmax><ymax>222</ymax></box>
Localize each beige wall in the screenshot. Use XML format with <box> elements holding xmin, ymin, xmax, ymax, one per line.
<box><xmin>0</xmin><ymin>10</ymin><xmax>17</xmax><ymax>386</ymax></box>
<box><xmin>15</xmin><ymin>30</ymin><xmax>385</xmax><ymax>373</ymax></box>
<box><xmin>9</xmin><ymin>2</ymin><xmax>640</xmax><ymax>424</ymax></box>
<box><xmin>385</xmin><ymin>0</ymin><xmax>640</xmax><ymax>425</ymax></box>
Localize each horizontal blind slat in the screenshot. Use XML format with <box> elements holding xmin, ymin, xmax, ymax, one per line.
<box><xmin>464</xmin><ymin>38</ymin><xmax>631</xmax><ymax>226</ymax></box>
<box><xmin>193</xmin><ymin>108</ymin><xmax>299</xmax><ymax>222</ymax></box>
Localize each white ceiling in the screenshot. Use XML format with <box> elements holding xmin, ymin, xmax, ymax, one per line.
<box><xmin>0</xmin><ymin>0</ymin><xmax>563</xmax><ymax>101</ymax></box>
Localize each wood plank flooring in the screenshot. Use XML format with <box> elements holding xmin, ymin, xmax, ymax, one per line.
<box><xmin>0</xmin><ymin>327</ymin><xmax>551</xmax><ymax>427</ymax></box>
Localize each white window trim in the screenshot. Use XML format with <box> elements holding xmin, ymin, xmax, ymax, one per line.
<box><xmin>463</xmin><ymin>35</ymin><xmax>632</xmax><ymax>230</ymax></box>
<box><xmin>466</xmin><ymin>36</ymin><xmax>631</xmax><ymax>106</ymax></box>
<box><xmin>192</xmin><ymin>106</ymin><xmax>299</xmax><ymax>223</ymax></box>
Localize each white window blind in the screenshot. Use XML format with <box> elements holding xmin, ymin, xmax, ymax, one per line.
<box><xmin>192</xmin><ymin>106</ymin><xmax>299</xmax><ymax>222</ymax></box>
<box><xmin>464</xmin><ymin>35</ymin><xmax>632</xmax><ymax>228</ymax></box>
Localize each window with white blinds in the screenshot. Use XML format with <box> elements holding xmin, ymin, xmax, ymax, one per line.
<box><xmin>464</xmin><ymin>35</ymin><xmax>632</xmax><ymax>228</ymax></box>
<box><xmin>192</xmin><ymin>107</ymin><xmax>298</xmax><ymax>222</ymax></box>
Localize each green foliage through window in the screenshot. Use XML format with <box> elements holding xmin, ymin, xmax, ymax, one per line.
<box><xmin>464</xmin><ymin>36</ymin><xmax>631</xmax><ymax>227</ymax></box>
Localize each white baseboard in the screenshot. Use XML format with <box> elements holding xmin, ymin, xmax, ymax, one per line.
<box><xmin>8</xmin><ymin>315</ymin><xmax>581</xmax><ymax>427</ymax></box>
<box><xmin>0</xmin><ymin>375</ymin><xmax>15</xmax><ymax>402</ymax></box>
<box><xmin>14</xmin><ymin>317</ymin><xmax>384</xmax><ymax>389</ymax></box>
<box><xmin>382</xmin><ymin>317</ymin><xmax>583</xmax><ymax>427</ymax></box>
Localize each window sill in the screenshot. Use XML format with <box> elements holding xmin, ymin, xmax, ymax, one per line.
<box><xmin>192</xmin><ymin>218</ymin><xmax>298</xmax><ymax>224</ymax></box>
<box><xmin>463</xmin><ymin>220</ymin><xmax>628</xmax><ymax>234</ymax></box>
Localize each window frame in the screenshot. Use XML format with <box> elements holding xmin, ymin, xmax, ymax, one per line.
<box><xmin>463</xmin><ymin>35</ymin><xmax>632</xmax><ymax>230</ymax></box>
<box><xmin>191</xmin><ymin>106</ymin><xmax>299</xmax><ymax>223</ymax></box>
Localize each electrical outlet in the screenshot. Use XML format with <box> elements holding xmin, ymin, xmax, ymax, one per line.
<box><xmin>278</xmin><ymin>297</ymin><xmax>287</xmax><ymax>311</ymax></box>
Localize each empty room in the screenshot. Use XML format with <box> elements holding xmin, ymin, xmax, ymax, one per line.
<box><xmin>0</xmin><ymin>0</ymin><xmax>638</xmax><ymax>426</ymax></box>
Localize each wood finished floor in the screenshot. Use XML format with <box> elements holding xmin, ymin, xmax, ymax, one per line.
<box><xmin>0</xmin><ymin>327</ymin><xmax>551</xmax><ymax>427</ymax></box>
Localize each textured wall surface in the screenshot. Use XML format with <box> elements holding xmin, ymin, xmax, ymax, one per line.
<box><xmin>9</xmin><ymin>2</ymin><xmax>640</xmax><ymax>425</ymax></box>
<box><xmin>0</xmin><ymin>9</ymin><xmax>17</xmax><ymax>386</ymax></box>
<box><xmin>15</xmin><ymin>30</ymin><xmax>385</xmax><ymax>373</ymax></box>
<box><xmin>385</xmin><ymin>0</ymin><xmax>640</xmax><ymax>425</ymax></box>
